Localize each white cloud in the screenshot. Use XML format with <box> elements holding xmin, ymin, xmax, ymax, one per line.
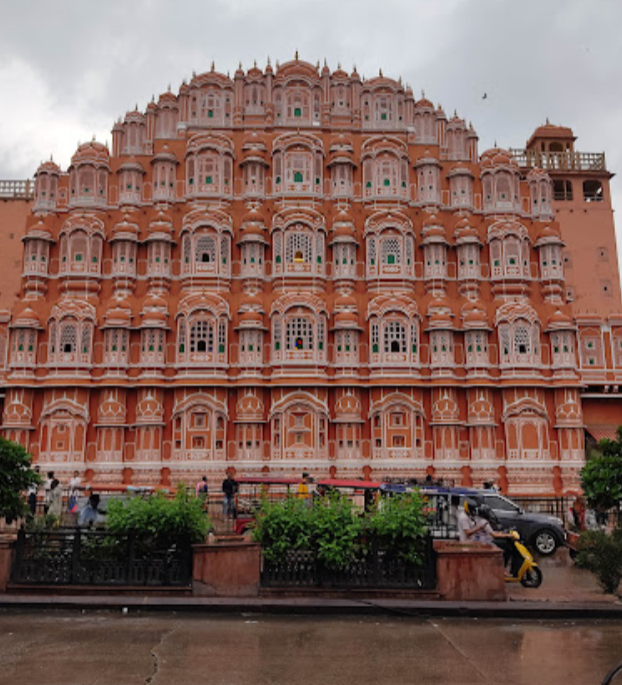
<box><xmin>0</xmin><ymin>0</ymin><xmax>620</xmax><ymax>272</ymax></box>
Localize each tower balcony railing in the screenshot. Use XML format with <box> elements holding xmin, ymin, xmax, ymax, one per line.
<box><xmin>0</xmin><ymin>179</ymin><xmax>34</xmax><ymax>199</ymax></box>
<box><xmin>510</xmin><ymin>149</ymin><xmax>606</xmax><ymax>172</ymax></box>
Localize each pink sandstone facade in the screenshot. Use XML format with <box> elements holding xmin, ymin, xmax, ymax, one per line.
<box><xmin>0</xmin><ymin>57</ymin><xmax>620</xmax><ymax>495</ymax></box>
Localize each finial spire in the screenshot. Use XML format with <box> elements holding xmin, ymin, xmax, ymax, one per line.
<box><xmin>379</xmin><ymin>68</ymin><xmax>383</xmax><ymax>77</ymax></box>
<box><xmin>295</xmin><ymin>49</ymin><xmax>299</xmax><ymax>60</ymax></box>
<box><xmin>211</xmin><ymin>61</ymin><xmax>215</xmax><ymax>72</ymax></box>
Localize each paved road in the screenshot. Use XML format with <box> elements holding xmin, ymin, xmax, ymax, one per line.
<box><xmin>0</xmin><ymin>612</ymin><xmax>621</xmax><ymax>685</ymax></box>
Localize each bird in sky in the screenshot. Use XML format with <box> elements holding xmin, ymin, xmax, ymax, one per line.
<box><xmin>482</xmin><ymin>93</ymin><xmax>488</xmax><ymax>100</ymax></box>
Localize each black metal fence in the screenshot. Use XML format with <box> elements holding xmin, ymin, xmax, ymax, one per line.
<box><xmin>11</xmin><ymin>528</ymin><xmax>193</xmax><ymax>587</ymax></box>
<box><xmin>261</xmin><ymin>536</ymin><xmax>437</xmax><ymax>590</ymax></box>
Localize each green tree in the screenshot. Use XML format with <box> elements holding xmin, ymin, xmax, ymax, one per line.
<box><xmin>0</xmin><ymin>437</ymin><xmax>41</xmax><ymax>523</ymax></box>
<box><xmin>581</xmin><ymin>426</ymin><xmax>622</xmax><ymax>510</ymax></box>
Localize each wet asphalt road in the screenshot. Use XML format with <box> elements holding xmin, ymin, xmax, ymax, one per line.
<box><xmin>0</xmin><ymin>612</ymin><xmax>621</xmax><ymax>685</ymax></box>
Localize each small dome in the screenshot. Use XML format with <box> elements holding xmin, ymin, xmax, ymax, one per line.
<box><xmin>535</xmin><ymin>225</ymin><xmax>564</xmax><ymax>247</ymax></box>
<box><xmin>238</xmin><ymin>310</ymin><xmax>263</xmax><ymax>324</ymax></box>
<box><xmin>142</xmin><ymin>310</ymin><xmax>168</xmax><ymax>326</ymax></box>
<box><xmin>334</xmin><ymin>293</ymin><xmax>357</xmax><ymax>310</ymax></box>
<box><xmin>462</xmin><ymin>301</ymin><xmax>489</xmax><ymax>328</ymax></box>
<box><xmin>71</xmin><ymin>140</ymin><xmax>110</xmax><ymax>166</ymax></box>
<box><xmin>12</xmin><ymin>305</ymin><xmax>42</xmax><ymax>328</ymax></box>
<box><xmin>547</xmin><ymin>310</ymin><xmax>574</xmax><ymax>330</ymax></box>
<box><xmin>415</xmin><ymin>97</ymin><xmax>434</xmax><ymax>109</ymax></box>
<box><xmin>143</xmin><ymin>294</ymin><xmax>168</xmax><ymax>310</ymax></box>
<box><xmin>454</xmin><ymin>218</ymin><xmax>480</xmax><ymax>243</ymax></box>
<box><xmin>334</xmin><ymin>310</ymin><xmax>358</xmax><ymax>325</ymax></box>
<box><xmin>36</xmin><ymin>159</ymin><xmax>61</xmax><ymax>175</ymax></box>
<box><xmin>423</xmin><ymin>213</ymin><xmax>441</xmax><ymax>229</ymax></box>
<box><xmin>241</xmin><ymin>206</ymin><xmax>265</xmax><ymax>225</ymax></box>
<box><xmin>103</xmin><ymin>299</ymin><xmax>132</xmax><ymax>326</ymax></box>
<box><xmin>25</xmin><ymin>220</ymin><xmax>53</xmax><ymax>241</ymax></box>
<box><xmin>480</xmin><ymin>147</ymin><xmax>518</xmax><ymax>170</ymax></box>
<box><xmin>239</xmin><ymin>292</ymin><xmax>264</xmax><ymax>310</ymax></box>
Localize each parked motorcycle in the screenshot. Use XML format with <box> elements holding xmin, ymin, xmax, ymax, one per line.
<box><xmin>504</xmin><ymin>530</ymin><xmax>543</xmax><ymax>588</ymax></box>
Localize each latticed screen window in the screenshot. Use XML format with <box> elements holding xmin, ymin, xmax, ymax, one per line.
<box><xmin>190</xmin><ymin>321</ymin><xmax>213</xmax><ymax>353</ymax></box>
<box><xmin>183</xmin><ymin>236</ymin><xmax>191</xmax><ymax>264</ymax></box>
<box><xmin>371</xmin><ymin>323</ymin><xmax>379</xmax><ymax>353</ymax></box>
<box><xmin>143</xmin><ymin>330</ymin><xmax>157</xmax><ymax>352</ymax></box>
<box><xmin>514</xmin><ymin>326</ymin><xmax>531</xmax><ymax>357</ymax></box>
<box><xmin>273</xmin><ymin>317</ymin><xmax>281</xmax><ymax>350</ymax></box>
<box><xmin>286</xmin><ymin>317</ymin><xmax>314</xmax><ymax>350</ymax></box>
<box><xmin>286</xmin><ymin>233</ymin><xmax>312</xmax><ymax>263</ymax></box>
<box><xmin>220</xmin><ymin>236</ymin><xmax>229</xmax><ymax>265</ymax></box>
<box><xmin>60</xmin><ymin>324</ymin><xmax>77</xmax><ymax>354</ymax></box>
<box><xmin>384</xmin><ymin>321</ymin><xmax>406</xmax><ymax>353</ymax></box>
<box><xmin>381</xmin><ymin>237</ymin><xmax>401</xmax><ymax>265</ymax></box>
<box><xmin>195</xmin><ymin>236</ymin><xmax>216</xmax><ymax>263</ymax></box>
<box><xmin>368</xmin><ymin>238</ymin><xmax>377</xmax><ymax>267</ymax></box>
<box><xmin>410</xmin><ymin>324</ymin><xmax>418</xmax><ymax>354</ymax></box>
<box><xmin>405</xmin><ymin>237</ymin><xmax>413</xmax><ymax>266</ymax></box>
<box><xmin>81</xmin><ymin>326</ymin><xmax>92</xmax><ymax>355</ymax></box>
<box><xmin>500</xmin><ymin>326</ymin><xmax>511</xmax><ymax>357</ymax></box>
<box><xmin>317</xmin><ymin>317</ymin><xmax>325</xmax><ymax>351</ymax></box>
<box><xmin>218</xmin><ymin>320</ymin><xmax>226</xmax><ymax>353</ymax></box>
<box><xmin>315</xmin><ymin>233</ymin><xmax>324</xmax><ymax>264</ymax></box>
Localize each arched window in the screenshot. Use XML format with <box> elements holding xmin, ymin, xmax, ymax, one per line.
<box><xmin>196</xmin><ymin>236</ymin><xmax>215</xmax><ymax>263</ymax></box>
<box><xmin>60</xmin><ymin>323</ymin><xmax>77</xmax><ymax>354</ymax></box>
<box><xmin>190</xmin><ymin>320</ymin><xmax>213</xmax><ymax>353</ymax></box>
<box><xmin>384</xmin><ymin>321</ymin><xmax>406</xmax><ymax>354</ymax></box>
<box><xmin>381</xmin><ymin>237</ymin><xmax>401</xmax><ymax>265</ymax></box>
<box><xmin>286</xmin><ymin>317</ymin><xmax>313</xmax><ymax>351</ymax></box>
<box><xmin>498</xmin><ymin>320</ymin><xmax>540</xmax><ymax>368</ymax></box>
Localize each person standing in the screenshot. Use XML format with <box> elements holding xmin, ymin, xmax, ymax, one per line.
<box><xmin>48</xmin><ymin>479</ymin><xmax>63</xmax><ymax>522</ymax></box>
<box><xmin>196</xmin><ymin>476</ymin><xmax>209</xmax><ymax>498</ymax></box>
<box><xmin>67</xmin><ymin>471</ymin><xmax>82</xmax><ymax>513</ymax></box>
<box><xmin>297</xmin><ymin>472</ymin><xmax>311</xmax><ymax>500</ymax></box>
<box><xmin>43</xmin><ymin>471</ymin><xmax>55</xmax><ymax>515</ymax></box>
<box><xmin>221</xmin><ymin>471</ymin><xmax>238</xmax><ymax>519</ymax></box>
<box><xmin>26</xmin><ymin>466</ymin><xmax>41</xmax><ymax>516</ymax></box>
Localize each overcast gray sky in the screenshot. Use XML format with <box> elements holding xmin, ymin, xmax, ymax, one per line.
<box><xmin>1</xmin><ymin>0</ymin><xmax>621</xmax><ymax>250</ymax></box>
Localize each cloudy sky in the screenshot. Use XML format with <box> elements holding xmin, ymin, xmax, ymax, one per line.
<box><xmin>1</xmin><ymin>0</ymin><xmax>621</xmax><ymax>238</ymax></box>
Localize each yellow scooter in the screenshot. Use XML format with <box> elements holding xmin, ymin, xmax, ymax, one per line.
<box><xmin>504</xmin><ymin>530</ymin><xmax>543</xmax><ymax>588</ymax></box>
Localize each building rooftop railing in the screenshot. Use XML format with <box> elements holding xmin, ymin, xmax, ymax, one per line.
<box><xmin>0</xmin><ymin>180</ymin><xmax>34</xmax><ymax>200</ymax></box>
<box><xmin>510</xmin><ymin>149</ymin><xmax>607</xmax><ymax>173</ymax></box>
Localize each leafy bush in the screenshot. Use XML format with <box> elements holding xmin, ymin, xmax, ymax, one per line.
<box><xmin>252</xmin><ymin>495</ymin><xmax>312</xmax><ymax>562</ymax></box>
<box><xmin>106</xmin><ymin>487</ymin><xmax>210</xmax><ymax>551</ymax></box>
<box><xmin>365</xmin><ymin>491</ymin><xmax>428</xmax><ymax>564</ymax></box>
<box><xmin>576</xmin><ymin>527</ymin><xmax>622</xmax><ymax>594</ymax></box>
<box><xmin>581</xmin><ymin>426</ymin><xmax>622</xmax><ymax>510</ymax></box>
<box><xmin>253</xmin><ymin>490</ymin><xmax>428</xmax><ymax>568</ymax></box>
<box><xmin>0</xmin><ymin>437</ymin><xmax>41</xmax><ymax>523</ymax></box>
<box><xmin>311</xmin><ymin>493</ymin><xmax>363</xmax><ymax>568</ymax></box>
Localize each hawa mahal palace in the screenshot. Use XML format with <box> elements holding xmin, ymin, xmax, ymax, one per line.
<box><xmin>0</xmin><ymin>56</ymin><xmax>620</xmax><ymax>494</ymax></box>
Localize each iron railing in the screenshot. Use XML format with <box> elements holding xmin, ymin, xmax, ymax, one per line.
<box><xmin>11</xmin><ymin>527</ymin><xmax>193</xmax><ymax>587</ymax></box>
<box><xmin>261</xmin><ymin>536</ymin><xmax>437</xmax><ymax>590</ymax></box>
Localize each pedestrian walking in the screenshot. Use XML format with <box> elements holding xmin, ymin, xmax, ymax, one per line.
<box><xmin>67</xmin><ymin>470</ymin><xmax>82</xmax><ymax>513</ymax></box>
<box><xmin>297</xmin><ymin>472</ymin><xmax>311</xmax><ymax>500</ymax></box>
<box><xmin>43</xmin><ymin>471</ymin><xmax>54</xmax><ymax>514</ymax></box>
<box><xmin>221</xmin><ymin>471</ymin><xmax>238</xmax><ymax>518</ymax></box>
<box><xmin>78</xmin><ymin>493</ymin><xmax>101</xmax><ymax>527</ymax></box>
<box><xmin>196</xmin><ymin>476</ymin><xmax>209</xmax><ymax>498</ymax></box>
<box><xmin>26</xmin><ymin>466</ymin><xmax>41</xmax><ymax>516</ymax></box>
<box><xmin>48</xmin><ymin>479</ymin><xmax>63</xmax><ymax>522</ymax></box>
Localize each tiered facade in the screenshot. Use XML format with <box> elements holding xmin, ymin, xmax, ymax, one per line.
<box><xmin>1</xmin><ymin>57</ymin><xmax>620</xmax><ymax>494</ymax></box>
